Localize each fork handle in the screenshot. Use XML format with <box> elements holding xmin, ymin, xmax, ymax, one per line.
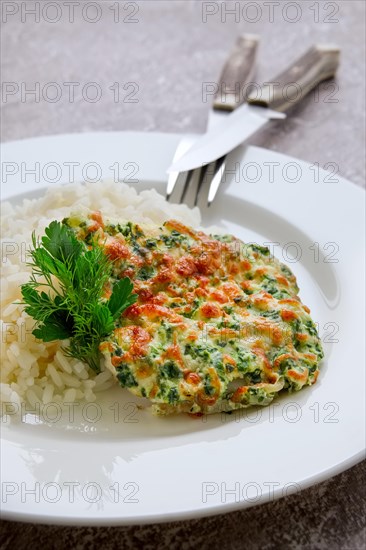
<box><xmin>213</xmin><ymin>34</ymin><xmax>259</xmax><ymax>112</ymax></box>
<box><xmin>247</xmin><ymin>44</ymin><xmax>340</xmax><ymax>113</ymax></box>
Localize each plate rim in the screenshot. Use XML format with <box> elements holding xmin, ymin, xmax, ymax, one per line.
<box><xmin>1</xmin><ymin>130</ymin><xmax>365</xmax><ymax>525</ymax></box>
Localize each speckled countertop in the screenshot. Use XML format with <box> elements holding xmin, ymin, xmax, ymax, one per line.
<box><xmin>0</xmin><ymin>1</ymin><xmax>365</xmax><ymax>549</ymax></box>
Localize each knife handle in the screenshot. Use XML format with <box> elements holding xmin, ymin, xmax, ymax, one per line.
<box><xmin>247</xmin><ymin>44</ymin><xmax>340</xmax><ymax>113</ymax></box>
<box><xmin>213</xmin><ymin>34</ymin><xmax>259</xmax><ymax>112</ymax></box>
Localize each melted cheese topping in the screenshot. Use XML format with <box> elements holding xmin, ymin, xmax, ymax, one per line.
<box><xmin>64</xmin><ymin>212</ymin><xmax>324</xmax><ymax>415</ymax></box>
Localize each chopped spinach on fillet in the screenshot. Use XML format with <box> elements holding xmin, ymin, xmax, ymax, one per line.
<box><xmin>159</xmin><ymin>361</ymin><xmax>182</xmax><ymax>380</ymax></box>
<box><xmin>116</xmin><ymin>364</ymin><xmax>138</xmax><ymax>387</ymax></box>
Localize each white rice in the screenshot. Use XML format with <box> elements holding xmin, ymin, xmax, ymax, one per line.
<box><xmin>0</xmin><ymin>180</ymin><xmax>201</xmax><ymax>417</ymax></box>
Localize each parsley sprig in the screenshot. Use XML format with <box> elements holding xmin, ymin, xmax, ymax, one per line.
<box><xmin>21</xmin><ymin>220</ymin><xmax>137</xmax><ymax>372</ymax></box>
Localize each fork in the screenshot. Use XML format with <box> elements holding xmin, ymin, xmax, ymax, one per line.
<box><xmin>166</xmin><ymin>34</ymin><xmax>259</xmax><ymax>207</ymax></box>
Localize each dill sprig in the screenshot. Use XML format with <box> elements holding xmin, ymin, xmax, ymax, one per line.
<box><xmin>21</xmin><ymin>220</ymin><xmax>137</xmax><ymax>372</ymax></box>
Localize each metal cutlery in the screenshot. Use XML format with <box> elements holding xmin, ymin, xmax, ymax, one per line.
<box><xmin>168</xmin><ymin>44</ymin><xmax>340</xmax><ymax>205</ymax></box>
<box><xmin>166</xmin><ymin>34</ymin><xmax>259</xmax><ymax>206</ymax></box>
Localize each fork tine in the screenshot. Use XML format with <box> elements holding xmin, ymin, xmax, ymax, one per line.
<box><xmin>179</xmin><ymin>169</ymin><xmax>195</xmax><ymax>204</ymax></box>
<box><xmin>166</xmin><ymin>170</ymin><xmax>182</xmax><ymax>200</ymax></box>
<box><xmin>193</xmin><ymin>165</ymin><xmax>210</xmax><ymax>207</ymax></box>
<box><xmin>166</xmin><ymin>139</ymin><xmax>195</xmax><ymax>201</ymax></box>
<box><xmin>207</xmin><ymin>156</ymin><xmax>226</xmax><ymax>207</ymax></box>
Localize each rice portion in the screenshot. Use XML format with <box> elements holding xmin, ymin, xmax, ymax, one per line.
<box><xmin>0</xmin><ymin>181</ymin><xmax>201</xmax><ymax>415</ymax></box>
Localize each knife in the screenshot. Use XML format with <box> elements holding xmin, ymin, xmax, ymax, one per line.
<box><xmin>209</xmin><ymin>33</ymin><xmax>259</xmax><ymax>129</ymax></box>
<box><xmin>166</xmin><ymin>33</ymin><xmax>259</xmax><ymax>202</ymax></box>
<box><xmin>167</xmin><ymin>45</ymin><xmax>340</xmax><ymax>174</ymax></box>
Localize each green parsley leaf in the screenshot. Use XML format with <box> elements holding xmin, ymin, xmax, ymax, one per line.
<box><xmin>108</xmin><ymin>277</ymin><xmax>137</xmax><ymax>320</ymax></box>
<box><xmin>21</xmin><ymin>220</ymin><xmax>137</xmax><ymax>372</ymax></box>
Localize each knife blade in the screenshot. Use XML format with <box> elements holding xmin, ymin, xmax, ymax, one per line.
<box><xmin>166</xmin><ymin>34</ymin><xmax>259</xmax><ymax>201</ymax></box>
<box><xmin>167</xmin><ymin>44</ymin><xmax>340</xmax><ymax>174</ymax></box>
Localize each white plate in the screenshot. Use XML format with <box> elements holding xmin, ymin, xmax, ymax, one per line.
<box><xmin>1</xmin><ymin>132</ymin><xmax>365</xmax><ymax>525</ymax></box>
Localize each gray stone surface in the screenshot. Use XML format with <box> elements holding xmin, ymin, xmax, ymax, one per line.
<box><xmin>1</xmin><ymin>1</ymin><xmax>365</xmax><ymax>548</ymax></box>
<box><xmin>1</xmin><ymin>1</ymin><xmax>365</xmax><ymax>188</ymax></box>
